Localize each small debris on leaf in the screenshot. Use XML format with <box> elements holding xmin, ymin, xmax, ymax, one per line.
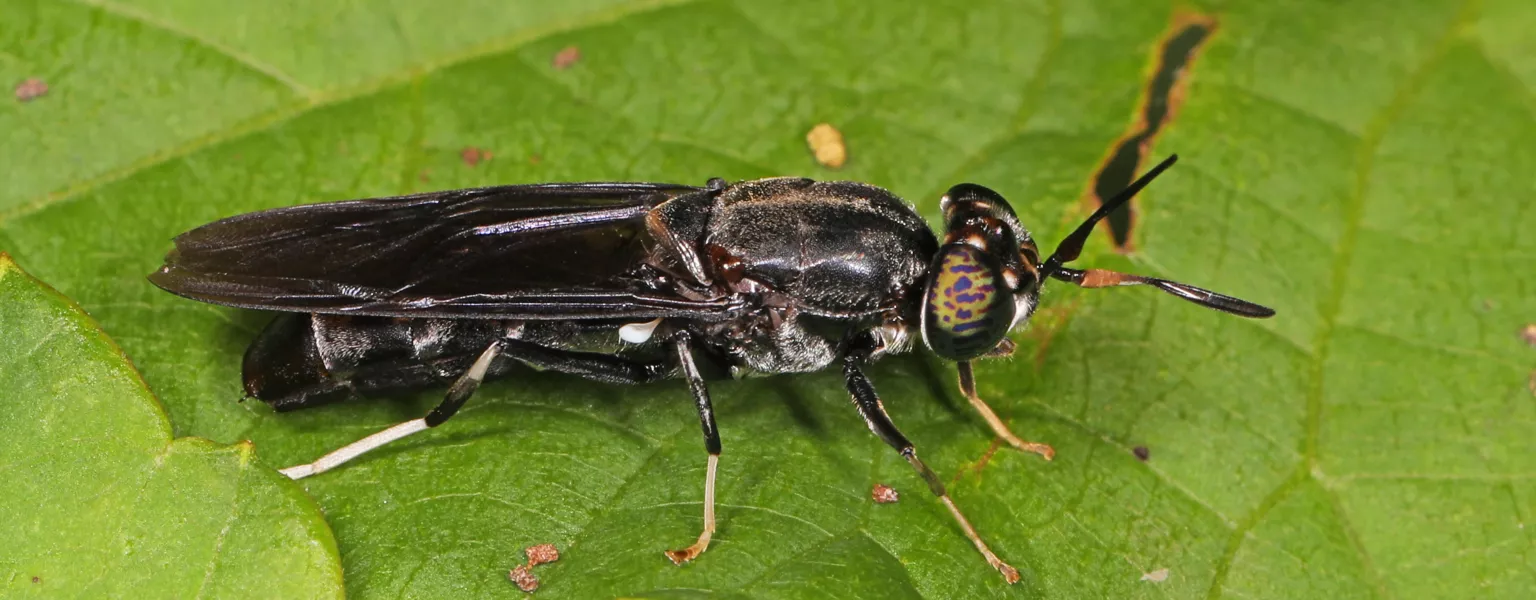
<box><xmin>552</xmin><ymin>46</ymin><xmax>582</xmax><ymax>70</ymax></box>
<box><xmin>31</xmin><ymin>576</ymin><xmax>40</xmax><ymax>584</ymax></box>
<box><xmin>15</xmin><ymin>78</ymin><xmax>48</xmax><ymax>102</ymax></box>
<box><xmin>1521</xmin><ymin>324</ymin><xmax>1536</xmax><ymax>347</ymax></box>
<box><xmin>525</xmin><ymin>543</ymin><xmax>560</xmax><ymax>567</ymax></box>
<box><xmin>461</xmin><ymin>147</ymin><xmax>492</xmax><ymax>166</ymax></box>
<box><xmin>508</xmin><ymin>564</ymin><xmax>540</xmax><ymax>592</ymax></box>
<box><xmin>806</xmin><ymin>123</ymin><xmax>847</xmax><ymax>168</ymax></box>
<box><xmin>871</xmin><ymin>483</ymin><xmax>899</xmax><ymax>504</ymax></box>
<box><xmin>1141</xmin><ymin>568</ymin><xmax>1169</xmax><ymax>582</ymax></box>
<box><xmin>1133</xmin><ymin>446</ymin><xmax>1150</xmax><ymax>461</ymax></box>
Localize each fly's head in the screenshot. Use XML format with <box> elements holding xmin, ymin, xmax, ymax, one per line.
<box><xmin>919</xmin><ymin>183</ymin><xmax>1041</xmax><ymax>361</ymax></box>
<box><xmin>920</xmin><ymin>155</ymin><xmax>1276</xmax><ymax>363</ymax></box>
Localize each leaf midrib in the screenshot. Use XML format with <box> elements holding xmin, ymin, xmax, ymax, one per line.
<box><xmin>1205</xmin><ymin>2</ymin><xmax>1481</xmax><ymax>598</ymax></box>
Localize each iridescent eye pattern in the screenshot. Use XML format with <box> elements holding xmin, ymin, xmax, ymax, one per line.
<box><xmin>922</xmin><ymin>245</ymin><xmax>1016</xmax><ymax>360</ymax></box>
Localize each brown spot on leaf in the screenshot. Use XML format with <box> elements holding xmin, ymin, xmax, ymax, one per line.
<box><xmin>508</xmin><ymin>564</ymin><xmax>539</xmax><ymax>592</ymax></box>
<box><xmin>418</xmin><ymin>169</ymin><xmax>431</xmax><ymax>183</ymax></box>
<box><xmin>528</xmin><ymin>153</ymin><xmax>543</xmax><ymax>165</ymax></box>
<box><xmin>1133</xmin><ymin>446</ymin><xmax>1150</xmax><ymax>461</ymax></box>
<box><xmin>525</xmin><ymin>543</ymin><xmax>560</xmax><ymax>567</ymax></box>
<box><xmin>31</xmin><ymin>576</ymin><xmax>40</xmax><ymax>584</ymax></box>
<box><xmin>1085</xmin><ymin>12</ymin><xmax>1216</xmax><ymax>250</ymax></box>
<box><xmin>461</xmin><ymin>147</ymin><xmax>492</xmax><ymax>166</ymax></box>
<box><xmin>552</xmin><ymin>46</ymin><xmax>582</xmax><ymax>70</ymax></box>
<box><xmin>871</xmin><ymin>483</ymin><xmax>899</xmax><ymax>504</ymax></box>
<box><xmin>806</xmin><ymin>123</ymin><xmax>847</xmax><ymax>168</ymax></box>
<box><xmin>15</xmin><ymin>78</ymin><xmax>48</xmax><ymax>102</ymax></box>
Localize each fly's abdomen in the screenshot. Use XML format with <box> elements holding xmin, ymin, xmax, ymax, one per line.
<box><xmin>242</xmin><ymin>313</ymin><xmax>348</xmax><ymax>410</ymax></box>
<box><xmin>243</xmin><ymin>314</ymin><xmax>509</xmax><ymax>411</ymax></box>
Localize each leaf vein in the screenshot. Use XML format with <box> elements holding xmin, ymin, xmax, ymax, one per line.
<box><xmin>65</xmin><ymin>0</ymin><xmax>313</xmax><ymax>95</ymax></box>
<box><xmin>3</xmin><ymin>0</ymin><xmax>705</xmax><ymax>225</ymax></box>
<box><xmin>192</xmin><ymin>454</ymin><xmax>248</xmax><ymax>599</ymax></box>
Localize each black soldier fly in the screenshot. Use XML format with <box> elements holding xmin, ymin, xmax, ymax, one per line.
<box><xmin>150</xmin><ymin>154</ymin><xmax>1273</xmax><ymax>584</ymax></box>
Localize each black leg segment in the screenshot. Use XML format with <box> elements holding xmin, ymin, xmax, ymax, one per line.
<box><xmin>665</xmin><ymin>332</ymin><xmax>722</xmax><ymax>565</ymax></box>
<box><xmin>499</xmin><ymin>339</ymin><xmax>668</xmax><ymax>386</ymax></box>
<box><xmin>841</xmin><ymin>333</ymin><xmax>1021</xmax><ymax>584</ymax></box>
<box><xmin>426</xmin><ymin>339</ymin><xmax>667</xmax><ymax>428</ymax></box>
<box><xmin>424</xmin><ymin>340</ymin><xmax>505</xmax><ymax>427</ymax></box>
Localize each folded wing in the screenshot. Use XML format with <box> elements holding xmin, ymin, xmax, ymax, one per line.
<box><xmin>151</xmin><ymin>183</ymin><xmax>737</xmax><ymax>319</ymax></box>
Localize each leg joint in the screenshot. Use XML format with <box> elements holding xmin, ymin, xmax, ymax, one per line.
<box><xmin>903</xmin><ymin>450</ymin><xmax>948</xmax><ymax>497</ymax></box>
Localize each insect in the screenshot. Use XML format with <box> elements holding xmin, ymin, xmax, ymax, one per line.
<box><xmin>150</xmin><ymin>154</ymin><xmax>1273</xmax><ymax>583</ymax></box>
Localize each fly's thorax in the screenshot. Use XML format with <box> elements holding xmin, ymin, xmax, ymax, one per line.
<box><xmin>698</xmin><ymin>308</ymin><xmax>878</xmax><ymax>376</ymax></box>
<box><xmin>643</xmin><ymin>176</ymin><xmax>940</xmax><ymax>375</ymax></box>
<box><xmin>699</xmin><ymin>178</ymin><xmax>938</xmax><ymax>318</ymax></box>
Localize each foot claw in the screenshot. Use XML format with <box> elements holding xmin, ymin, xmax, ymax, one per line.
<box><xmin>998</xmin><ymin>562</ymin><xmax>1020</xmax><ymax>584</ymax></box>
<box><xmin>1009</xmin><ymin>439</ymin><xmax>1054</xmax><ymax>461</ymax></box>
<box><xmin>1000</xmin><ymin>436</ymin><xmax>1054</xmax><ymax>461</ymax></box>
<box><xmin>665</xmin><ymin>547</ymin><xmax>700</xmax><ymax>565</ymax></box>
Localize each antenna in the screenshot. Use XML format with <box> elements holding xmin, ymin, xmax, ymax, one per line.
<box><xmin>1040</xmin><ymin>154</ymin><xmax>1178</xmax><ymax>278</ymax></box>
<box><xmin>1039</xmin><ymin>154</ymin><xmax>1275</xmax><ymax>319</ymax></box>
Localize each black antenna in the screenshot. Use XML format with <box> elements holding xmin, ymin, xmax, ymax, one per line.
<box><xmin>1037</xmin><ymin>154</ymin><xmax>1275</xmax><ymax>319</ymax></box>
<box><xmin>1040</xmin><ymin>154</ymin><xmax>1178</xmax><ymax>278</ymax></box>
<box><xmin>1049</xmin><ymin>266</ymin><xmax>1276</xmax><ymax>318</ymax></box>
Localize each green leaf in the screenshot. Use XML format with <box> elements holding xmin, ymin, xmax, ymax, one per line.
<box><xmin>3</xmin><ymin>0</ymin><xmax>1534</xmax><ymax>598</ymax></box>
<box><xmin>0</xmin><ymin>255</ymin><xmax>342</xmax><ymax>598</ymax></box>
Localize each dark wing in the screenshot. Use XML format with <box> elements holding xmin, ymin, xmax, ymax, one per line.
<box><xmin>151</xmin><ymin>183</ymin><xmax>738</xmax><ymax>319</ymax></box>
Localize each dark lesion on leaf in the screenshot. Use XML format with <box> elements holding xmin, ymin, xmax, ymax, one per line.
<box><xmin>1088</xmin><ymin>12</ymin><xmax>1217</xmax><ymax>250</ymax></box>
<box><xmin>951</xmin><ymin>438</ymin><xmax>1004</xmax><ymax>486</ymax></box>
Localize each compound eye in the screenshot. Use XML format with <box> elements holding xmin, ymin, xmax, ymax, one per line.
<box><xmin>920</xmin><ymin>244</ymin><xmax>1018</xmax><ymax>361</ymax></box>
<box><xmin>941</xmin><ymin>183</ymin><xmax>1016</xmax><ymax>226</ymax></box>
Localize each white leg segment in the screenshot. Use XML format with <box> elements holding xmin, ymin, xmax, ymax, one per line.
<box><xmin>665</xmin><ymin>452</ymin><xmax>719</xmax><ymax>564</ymax></box>
<box><xmin>280</xmin><ymin>340</ymin><xmax>504</xmax><ymax>480</ymax></box>
<box><xmin>958</xmin><ymin>361</ymin><xmax>1054</xmax><ymax>460</ymax></box>
<box><xmin>280</xmin><ymin>418</ymin><xmax>431</xmax><ymax>479</ymax></box>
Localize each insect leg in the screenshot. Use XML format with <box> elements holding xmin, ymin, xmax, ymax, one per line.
<box><xmin>277</xmin><ymin>339</ymin><xmax>671</xmax><ymax>480</ymax></box>
<box><xmin>843</xmin><ymin>348</ymin><xmax>1021</xmax><ymax>585</ymax></box>
<box><xmin>955</xmin><ymin>361</ymin><xmax>1054</xmax><ymax>460</ymax></box>
<box><xmin>279</xmin><ymin>340</ymin><xmax>505</xmax><ymax>479</ymax></box>
<box><xmin>497</xmin><ymin>339</ymin><xmax>666</xmax><ymax>385</ymax></box>
<box><xmin>664</xmin><ymin>333</ymin><xmax>722</xmax><ymax>565</ymax></box>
